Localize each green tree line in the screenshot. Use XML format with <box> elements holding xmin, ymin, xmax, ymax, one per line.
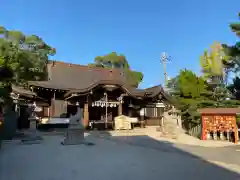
<box><xmin>167</xmin><ymin>13</ymin><xmax>240</xmax><ymax>129</ymax></box>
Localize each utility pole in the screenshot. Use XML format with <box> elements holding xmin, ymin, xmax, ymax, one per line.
<box><xmin>160</xmin><ymin>52</ymin><xmax>171</xmax><ymax>87</ymax></box>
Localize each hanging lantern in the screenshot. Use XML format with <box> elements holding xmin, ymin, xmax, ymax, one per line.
<box><xmin>110</xmin><ymin>103</ymin><xmax>113</xmax><ymax>107</ymax></box>
<box><xmin>92</xmin><ymin>103</ymin><xmax>95</xmax><ymax>107</ymax></box>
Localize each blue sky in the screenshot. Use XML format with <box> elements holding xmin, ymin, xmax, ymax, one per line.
<box><xmin>1</xmin><ymin>0</ymin><xmax>239</xmax><ymax>88</ymax></box>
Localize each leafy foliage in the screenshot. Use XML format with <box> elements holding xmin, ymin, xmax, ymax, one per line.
<box><xmin>222</xmin><ymin>43</ymin><xmax>240</xmax><ymax>74</ymax></box>
<box><xmin>200</xmin><ymin>42</ymin><xmax>230</xmax><ymax>85</ymax></box>
<box><xmin>88</xmin><ymin>52</ymin><xmax>143</xmax><ymax>87</ymax></box>
<box><xmin>169</xmin><ymin>70</ymin><xmax>212</xmax><ymax>127</ymax></box>
<box><xmin>168</xmin><ymin>14</ymin><xmax>240</xmax><ymax>129</ymax></box>
<box><xmin>170</xmin><ymin>68</ymin><xmax>240</xmax><ymax>129</ymax></box>
<box><xmin>0</xmin><ymin>26</ymin><xmax>56</xmax><ymax>86</ymax></box>
<box><xmin>230</xmin><ymin>12</ymin><xmax>240</xmax><ymax>37</ymax></box>
<box><xmin>228</xmin><ymin>77</ymin><xmax>240</xmax><ymax>100</ymax></box>
<box><xmin>222</xmin><ymin>13</ymin><xmax>240</xmax><ymax>100</ymax></box>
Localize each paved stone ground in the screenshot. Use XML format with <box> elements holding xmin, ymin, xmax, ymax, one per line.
<box><xmin>176</xmin><ymin>143</ymin><xmax>240</xmax><ymax>165</ymax></box>
<box><xmin>0</xmin><ymin>134</ymin><xmax>240</xmax><ymax>180</ymax></box>
<box><xmin>117</xmin><ymin>126</ymin><xmax>238</xmax><ymax>147</ymax></box>
<box><xmin>90</xmin><ymin>131</ymin><xmax>240</xmax><ymax>166</ymax></box>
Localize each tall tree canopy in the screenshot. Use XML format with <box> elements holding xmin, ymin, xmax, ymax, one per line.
<box><xmin>88</xmin><ymin>52</ymin><xmax>143</xmax><ymax>87</ymax></box>
<box><xmin>230</xmin><ymin>12</ymin><xmax>240</xmax><ymax>37</ymax></box>
<box><xmin>0</xmin><ymin>26</ymin><xmax>56</xmax><ymax>86</ymax></box>
<box><xmin>222</xmin><ymin>13</ymin><xmax>240</xmax><ymax>74</ymax></box>
<box><xmin>169</xmin><ymin>69</ymin><xmax>211</xmax><ymax>127</ymax></box>
<box><xmin>200</xmin><ymin>42</ymin><xmax>230</xmax><ymax>85</ymax></box>
<box><xmin>223</xmin><ymin>13</ymin><xmax>240</xmax><ymax>99</ymax></box>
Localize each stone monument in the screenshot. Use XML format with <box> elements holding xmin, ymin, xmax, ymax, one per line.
<box><xmin>61</xmin><ymin>107</ymin><xmax>86</xmax><ymax>145</ymax></box>
<box><xmin>21</xmin><ymin>102</ymin><xmax>43</xmax><ymax>144</ymax></box>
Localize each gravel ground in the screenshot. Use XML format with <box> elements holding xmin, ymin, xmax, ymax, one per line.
<box><xmin>0</xmin><ymin>135</ymin><xmax>240</xmax><ymax>180</ymax></box>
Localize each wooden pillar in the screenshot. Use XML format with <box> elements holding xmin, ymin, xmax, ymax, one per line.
<box><xmin>118</xmin><ymin>103</ymin><xmax>122</xmax><ymax>116</ymax></box>
<box><xmin>50</xmin><ymin>91</ymin><xmax>56</xmax><ymax>117</ymax></box>
<box><xmin>201</xmin><ymin>115</ymin><xmax>206</xmax><ymax>140</ymax></box>
<box><xmin>84</xmin><ymin>103</ymin><xmax>89</xmax><ymax>127</ymax></box>
<box><xmin>234</xmin><ymin>116</ymin><xmax>238</xmax><ymax>144</ymax></box>
<box><xmin>50</xmin><ymin>98</ymin><xmax>55</xmax><ymax>117</ymax></box>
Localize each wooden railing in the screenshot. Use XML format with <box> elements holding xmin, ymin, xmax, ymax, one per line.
<box><xmin>187</xmin><ymin>124</ymin><xmax>201</xmax><ymax>139</ymax></box>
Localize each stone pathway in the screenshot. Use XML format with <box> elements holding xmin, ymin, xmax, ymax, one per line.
<box><xmin>89</xmin><ymin>130</ymin><xmax>240</xmax><ymax>167</ymax></box>
<box><xmin>1</xmin><ymin>134</ymin><xmax>239</xmax><ymax>180</ymax></box>
<box><xmin>107</xmin><ymin>127</ymin><xmax>238</xmax><ymax>147</ymax></box>
<box><xmin>210</xmin><ymin>161</ymin><xmax>240</xmax><ymax>174</ymax></box>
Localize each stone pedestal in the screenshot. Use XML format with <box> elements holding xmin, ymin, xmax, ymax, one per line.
<box><xmin>62</xmin><ymin>126</ymin><xmax>85</xmax><ymax>145</ymax></box>
<box><xmin>62</xmin><ymin>107</ymin><xmax>86</xmax><ymax>145</ymax></box>
<box><xmin>21</xmin><ymin>120</ymin><xmax>43</xmax><ymax>144</ymax></box>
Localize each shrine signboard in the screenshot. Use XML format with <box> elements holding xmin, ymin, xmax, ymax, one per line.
<box><xmin>199</xmin><ymin>108</ymin><xmax>240</xmax><ymax>144</ymax></box>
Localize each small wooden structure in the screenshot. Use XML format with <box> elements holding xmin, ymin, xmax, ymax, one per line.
<box><xmin>199</xmin><ymin>108</ymin><xmax>240</xmax><ymax>144</ymax></box>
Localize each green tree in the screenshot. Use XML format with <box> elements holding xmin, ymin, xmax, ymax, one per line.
<box><xmin>88</xmin><ymin>52</ymin><xmax>143</xmax><ymax>87</ymax></box>
<box><xmin>200</xmin><ymin>42</ymin><xmax>230</xmax><ymax>85</ymax></box>
<box><xmin>0</xmin><ymin>26</ymin><xmax>56</xmax><ymax>86</ymax></box>
<box><xmin>222</xmin><ymin>43</ymin><xmax>240</xmax><ymax>75</ymax></box>
<box><xmin>170</xmin><ymin>70</ymin><xmax>213</xmax><ymax>128</ymax></box>
<box><xmin>222</xmin><ymin>13</ymin><xmax>240</xmax><ymax>100</ymax></box>
<box><xmin>169</xmin><ymin>13</ymin><xmax>240</xmax><ymax>130</ymax></box>
<box><xmin>228</xmin><ymin>77</ymin><xmax>240</xmax><ymax>100</ymax></box>
<box><xmin>169</xmin><ymin>69</ymin><xmax>240</xmax><ymax>129</ymax></box>
<box><xmin>166</xmin><ymin>76</ymin><xmax>179</xmax><ymax>94</ymax></box>
<box><xmin>222</xmin><ymin>13</ymin><xmax>240</xmax><ymax>74</ymax></box>
<box><xmin>230</xmin><ymin>12</ymin><xmax>240</xmax><ymax>37</ymax></box>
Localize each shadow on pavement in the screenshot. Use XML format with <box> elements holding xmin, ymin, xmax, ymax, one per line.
<box><xmin>1</xmin><ymin>128</ymin><xmax>240</xmax><ymax>180</ymax></box>
<box><xmin>87</xmin><ymin>130</ymin><xmax>240</xmax><ymax>179</ymax></box>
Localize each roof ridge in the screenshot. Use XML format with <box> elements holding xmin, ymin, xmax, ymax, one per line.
<box><xmin>48</xmin><ymin>60</ymin><xmax>122</xmax><ymax>72</ymax></box>
<box><xmin>144</xmin><ymin>84</ymin><xmax>161</xmax><ymax>90</ymax></box>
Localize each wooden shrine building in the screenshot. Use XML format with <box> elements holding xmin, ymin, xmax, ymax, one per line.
<box><xmin>27</xmin><ymin>61</ymin><xmax>172</xmax><ymax>129</ymax></box>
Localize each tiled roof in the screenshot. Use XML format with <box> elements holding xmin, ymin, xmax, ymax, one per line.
<box><xmin>29</xmin><ymin>61</ymin><xmax>127</xmax><ymax>90</ymax></box>
<box><xmin>12</xmin><ymin>84</ymin><xmax>36</xmax><ymax>97</ymax></box>
<box><xmin>199</xmin><ymin>108</ymin><xmax>240</xmax><ymax>115</ymax></box>
<box><xmin>28</xmin><ymin>61</ymin><xmax>169</xmax><ymax>99</ymax></box>
<box><xmin>48</xmin><ymin>61</ymin><xmax>126</xmax><ymax>89</ymax></box>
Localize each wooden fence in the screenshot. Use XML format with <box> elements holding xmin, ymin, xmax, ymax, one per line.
<box><xmin>187</xmin><ymin>124</ymin><xmax>201</xmax><ymax>139</ymax></box>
